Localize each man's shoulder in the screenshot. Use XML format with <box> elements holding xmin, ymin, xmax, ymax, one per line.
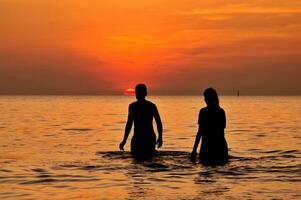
<box><xmin>130</xmin><ymin>100</ymin><xmax>157</xmax><ymax>109</ymax></box>
<box><xmin>145</xmin><ymin>100</ymin><xmax>157</xmax><ymax>108</ymax></box>
<box><xmin>129</xmin><ymin>101</ymin><xmax>138</xmax><ymax>109</ymax></box>
<box><xmin>129</xmin><ymin>100</ymin><xmax>155</xmax><ymax>105</ymax></box>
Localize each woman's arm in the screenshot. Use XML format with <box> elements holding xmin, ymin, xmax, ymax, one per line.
<box><xmin>191</xmin><ymin>126</ymin><xmax>202</xmax><ymax>156</ymax></box>
<box><xmin>191</xmin><ymin>127</ymin><xmax>202</xmax><ymax>161</ymax></box>
<box><xmin>222</xmin><ymin>109</ymin><xmax>226</xmax><ymax>129</ymax></box>
<box><xmin>191</xmin><ymin>110</ymin><xmax>203</xmax><ymax>160</ymax></box>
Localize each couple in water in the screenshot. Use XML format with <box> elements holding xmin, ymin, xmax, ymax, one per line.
<box><xmin>119</xmin><ymin>84</ymin><xmax>228</xmax><ymax>165</ymax></box>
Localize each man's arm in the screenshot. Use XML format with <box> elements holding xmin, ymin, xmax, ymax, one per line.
<box><xmin>119</xmin><ymin>105</ymin><xmax>134</xmax><ymax>150</ymax></box>
<box><xmin>154</xmin><ymin>106</ymin><xmax>163</xmax><ymax>148</ymax></box>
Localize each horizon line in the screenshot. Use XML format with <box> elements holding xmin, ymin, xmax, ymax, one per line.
<box><xmin>0</xmin><ymin>94</ymin><xmax>300</xmax><ymax>97</ymax></box>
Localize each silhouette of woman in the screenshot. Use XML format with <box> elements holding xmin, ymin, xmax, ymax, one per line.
<box><xmin>191</xmin><ymin>88</ymin><xmax>228</xmax><ymax>165</ymax></box>
<box><xmin>119</xmin><ymin>84</ymin><xmax>163</xmax><ymax>160</ymax></box>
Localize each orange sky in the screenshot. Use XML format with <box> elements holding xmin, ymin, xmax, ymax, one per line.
<box><xmin>1</xmin><ymin>0</ymin><xmax>301</xmax><ymax>95</ymax></box>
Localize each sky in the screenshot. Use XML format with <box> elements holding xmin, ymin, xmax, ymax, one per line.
<box><xmin>1</xmin><ymin>0</ymin><xmax>301</xmax><ymax>95</ymax></box>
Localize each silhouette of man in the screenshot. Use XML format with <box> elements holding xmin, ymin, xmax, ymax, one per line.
<box><xmin>119</xmin><ymin>84</ymin><xmax>163</xmax><ymax>159</ymax></box>
<box><xmin>191</xmin><ymin>88</ymin><xmax>228</xmax><ymax>165</ymax></box>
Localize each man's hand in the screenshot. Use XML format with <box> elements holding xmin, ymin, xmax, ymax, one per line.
<box><xmin>156</xmin><ymin>137</ymin><xmax>163</xmax><ymax>148</ymax></box>
<box><xmin>119</xmin><ymin>140</ymin><xmax>126</xmax><ymax>151</ymax></box>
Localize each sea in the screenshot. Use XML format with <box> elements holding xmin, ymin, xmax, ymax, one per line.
<box><xmin>0</xmin><ymin>96</ymin><xmax>300</xmax><ymax>199</ymax></box>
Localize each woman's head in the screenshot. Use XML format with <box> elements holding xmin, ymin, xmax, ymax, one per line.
<box><xmin>135</xmin><ymin>84</ymin><xmax>147</xmax><ymax>100</ymax></box>
<box><xmin>203</xmin><ymin>88</ymin><xmax>219</xmax><ymax>107</ymax></box>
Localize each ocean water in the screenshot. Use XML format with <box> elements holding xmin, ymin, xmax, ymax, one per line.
<box><xmin>0</xmin><ymin>96</ymin><xmax>300</xmax><ymax>199</ymax></box>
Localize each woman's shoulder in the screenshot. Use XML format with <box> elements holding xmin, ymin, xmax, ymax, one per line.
<box><xmin>200</xmin><ymin>107</ymin><xmax>207</xmax><ymax>112</ymax></box>
<box><xmin>219</xmin><ymin>107</ymin><xmax>225</xmax><ymax>114</ymax></box>
<box><xmin>199</xmin><ymin>107</ymin><xmax>208</xmax><ymax>115</ymax></box>
<box><xmin>200</xmin><ymin>106</ymin><xmax>225</xmax><ymax>113</ymax></box>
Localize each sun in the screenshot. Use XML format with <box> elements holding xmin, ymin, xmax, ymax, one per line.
<box><xmin>124</xmin><ymin>88</ymin><xmax>135</xmax><ymax>96</ymax></box>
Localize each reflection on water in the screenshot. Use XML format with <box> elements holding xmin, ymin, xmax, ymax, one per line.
<box><xmin>0</xmin><ymin>96</ymin><xmax>300</xmax><ymax>199</ymax></box>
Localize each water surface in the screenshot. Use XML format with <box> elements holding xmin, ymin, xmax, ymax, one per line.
<box><xmin>0</xmin><ymin>96</ymin><xmax>300</xmax><ymax>199</ymax></box>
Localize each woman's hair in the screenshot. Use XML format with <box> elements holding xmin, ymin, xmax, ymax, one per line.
<box><xmin>203</xmin><ymin>88</ymin><xmax>219</xmax><ymax>107</ymax></box>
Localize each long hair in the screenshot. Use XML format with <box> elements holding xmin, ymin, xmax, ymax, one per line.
<box><xmin>203</xmin><ymin>88</ymin><xmax>219</xmax><ymax>107</ymax></box>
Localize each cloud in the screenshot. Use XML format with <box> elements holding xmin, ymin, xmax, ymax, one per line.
<box><xmin>149</xmin><ymin>54</ymin><xmax>301</xmax><ymax>95</ymax></box>
<box><xmin>179</xmin><ymin>2</ymin><xmax>301</xmax><ymax>15</ymax></box>
<box><xmin>146</xmin><ymin>29</ymin><xmax>301</xmax><ymax>95</ymax></box>
<box><xmin>0</xmin><ymin>49</ymin><xmax>115</xmax><ymax>94</ymax></box>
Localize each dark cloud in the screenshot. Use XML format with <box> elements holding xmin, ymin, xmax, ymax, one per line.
<box><xmin>0</xmin><ymin>50</ymin><xmax>115</xmax><ymax>94</ymax></box>
<box><xmin>150</xmin><ymin>56</ymin><xmax>301</xmax><ymax>95</ymax></box>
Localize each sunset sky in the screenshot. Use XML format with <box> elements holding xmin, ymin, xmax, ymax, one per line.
<box><xmin>1</xmin><ymin>0</ymin><xmax>301</xmax><ymax>95</ymax></box>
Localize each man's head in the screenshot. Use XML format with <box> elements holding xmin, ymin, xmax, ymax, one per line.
<box><xmin>135</xmin><ymin>84</ymin><xmax>147</xmax><ymax>100</ymax></box>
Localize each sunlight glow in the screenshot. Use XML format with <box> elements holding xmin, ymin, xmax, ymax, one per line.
<box><xmin>124</xmin><ymin>88</ymin><xmax>135</xmax><ymax>96</ymax></box>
